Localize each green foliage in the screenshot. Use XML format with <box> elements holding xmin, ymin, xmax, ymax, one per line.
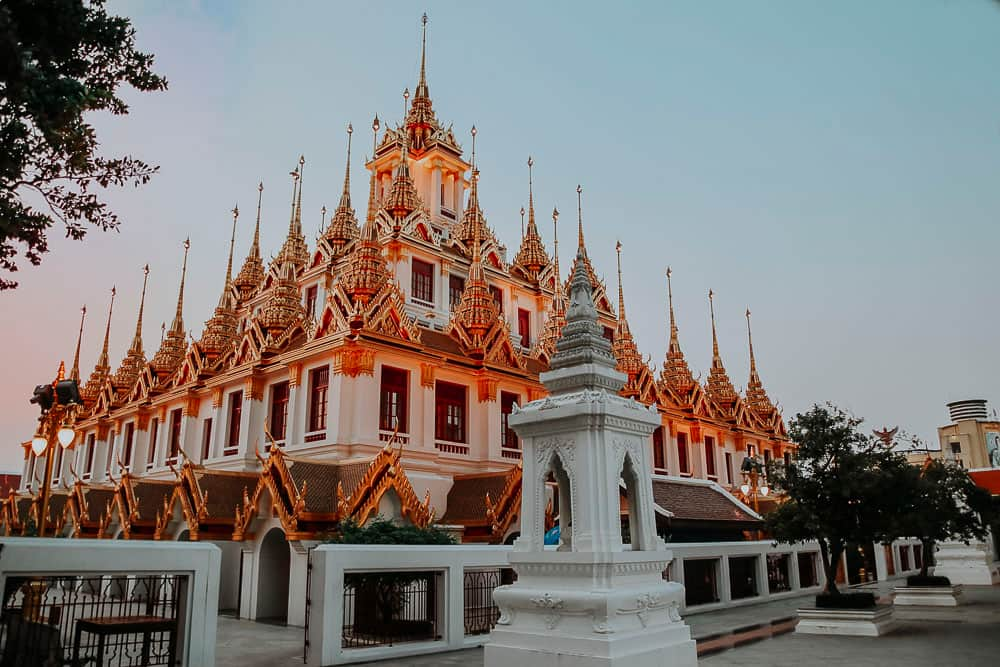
<box><xmin>0</xmin><ymin>0</ymin><xmax>167</xmax><ymax>288</ymax></box>
<box><xmin>893</xmin><ymin>459</ymin><xmax>997</xmax><ymax>576</ymax></box>
<box><xmin>330</xmin><ymin>517</ymin><xmax>456</xmax><ymax>545</ymax></box>
<box><xmin>765</xmin><ymin>403</ymin><xmax>912</xmax><ymax>594</ymax></box>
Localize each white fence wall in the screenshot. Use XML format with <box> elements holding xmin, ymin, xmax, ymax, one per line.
<box><xmin>305</xmin><ymin>539</ymin><xmax>926</xmax><ymax>665</ymax></box>
<box><xmin>0</xmin><ymin>537</ymin><xmax>220</xmax><ymax>667</ymax></box>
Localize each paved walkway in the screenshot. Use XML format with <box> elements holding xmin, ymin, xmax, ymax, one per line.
<box><xmin>216</xmin><ymin>584</ymin><xmax>1000</xmax><ymax>666</ymax></box>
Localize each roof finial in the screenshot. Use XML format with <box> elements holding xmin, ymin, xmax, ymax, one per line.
<box><xmin>219</xmin><ymin>206</ymin><xmax>238</xmax><ymax>308</ymax></box>
<box><xmin>666</xmin><ymin>267</ymin><xmax>676</xmax><ymax>330</ymax></box>
<box><xmin>746</xmin><ymin>308</ymin><xmax>757</xmax><ymax>373</ymax></box>
<box><xmin>160</xmin><ymin>322</ymin><xmax>165</xmax><ymax>345</ymax></box>
<box><xmin>341</xmin><ymin>123</ymin><xmax>353</xmax><ymax>207</ymax></box>
<box><xmin>71</xmin><ymin>305</ymin><xmax>87</xmax><ymax>379</ymax></box>
<box><xmin>320</xmin><ymin>205</ymin><xmax>327</xmax><ymax>235</ymax></box>
<box><xmin>527</xmin><ymin>155</ymin><xmax>536</xmax><ymax>232</ymax></box>
<box><xmin>71</xmin><ymin>305</ymin><xmax>87</xmax><ymax>382</ymax></box>
<box><xmin>552</xmin><ymin>206</ymin><xmax>560</xmax><ymax>273</ymax></box>
<box><xmin>418</xmin><ymin>13</ymin><xmax>429</xmax><ymax>96</ymax></box>
<box><xmin>367</xmin><ymin>115</ymin><xmax>380</xmax><ymax>223</ymax></box>
<box><xmin>520</xmin><ymin>206</ymin><xmax>525</xmax><ymax>240</ymax></box>
<box><xmin>130</xmin><ymin>264</ymin><xmax>149</xmax><ymax>355</ymax></box>
<box><xmin>288</xmin><ymin>163</ymin><xmax>300</xmax><ymax>234</ymax></box>
<box><xmin>470</xmin><ymin>124</ymin><xmax>477</xmax><ymax>169</ymax></box>
<box><xmin>168</xmin><ymin>239</ymin><xmax>190</xmax><ymax>337</ymax></box>
<box><xmin>294</xmin><ymin>155</ymin><xmax>305</xmax><ymax>234</ymax></box>
<box><xmin>709</xmin><ymin>288</ymin><xmax>719</xmax><ymax>358</ymax></box>
<box><xmin>253</xmin><ymin>182</ymin><xmax>263</xmax><ymax>255</ymax></box>
<box><xmin>576</xmin><ymin>184</ymin><xmax>586</xmax><ymax>252</ymax></box>
<box><xmin>615</xmin><ymin>240</ymin><xmax>626</xmax><ymax>321</ymax></box>
<box><xmin>97</xmin><ymin>286</ymin><xmax>116</xmax><ymax>369</ymax></box>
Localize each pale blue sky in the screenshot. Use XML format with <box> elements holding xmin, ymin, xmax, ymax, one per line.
<box><xmin>3</xmin><ymin>1</ymin><xmax>999</xmax><ymax>471</ymax></box>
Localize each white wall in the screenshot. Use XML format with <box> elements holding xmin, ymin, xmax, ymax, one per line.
<box><xmin>0</xmin><ymin>537</ymin><xmax>220</xmax><ymax>667</ymax></box>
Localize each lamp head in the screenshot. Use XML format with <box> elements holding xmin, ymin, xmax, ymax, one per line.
<box><xmin>760</xmin><ymin>485</ymin><xmax>770</xmax><ymax>496</ymax></box>
<box><xmin>57</xmin><ymin>426</ymin><xmax>75</xmax><ymax>448</ymax></box>
<box><xmin>31</xmin><ymin>435</ymin><xmax>47</xmax><ymax>456</ymax></box>
<box><xmin>740</xmin><ymin>483</ymin><xmax>750</xmax><ymax>495</ymax></box>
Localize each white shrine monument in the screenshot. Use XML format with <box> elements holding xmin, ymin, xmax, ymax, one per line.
<box><xmin>485</xmin><ymin>249</ymin><xmax>698</xmax><ymax>667</ymax></box>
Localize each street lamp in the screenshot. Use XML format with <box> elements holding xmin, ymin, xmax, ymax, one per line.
<box><xmin>29</xmin><ymin>363</ymin><xmax>81</xmax><ymax>537</ymax></box>
<box><xmin>738</xmin><ymin>454</ymin><xmax>769</xmax><ymax>514</ymax></box>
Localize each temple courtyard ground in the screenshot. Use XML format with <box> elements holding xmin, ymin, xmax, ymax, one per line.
<box><xmin>216</xmin><ymin>583</ymin><xmax>1000</xmax><ymax>666</ymax></box>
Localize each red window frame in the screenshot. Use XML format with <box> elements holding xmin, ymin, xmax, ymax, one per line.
<box><xmin>146</xmin><ymin>419</ymin><xmax>158</xmax><ymax>470</ymax></box>
<box><xmin>517</xmin><ymin>308</ymin><xmax>531</xmax><ymax>347</ymax></box>
<box><xmin>201</xmin><ymin>417</ymin><xmax>213</xmax><ymax>461</ymax></box>
<box><xmin>677</xmin><ymin>432</ymin><xmax>690</xmax><ymax>474</ymax></box>
<box><xmin>435</xmin><ymin>381</ymin><xmax>466</xmax><ymax>443</ymax></box>
<box><xmin>379</xmin><ymin>366</ymin><xmax>409</xmax><ymax>433</ymax></box>
<box><xmin>304</xmin><ymin>284</ymin><xmax>319</xmax><ymax>319</ymax></box>
<box><xmin>489</xmin><ymin>285</ymin><xmax>504</xmax><ymax>313</ymax></box>
<box><xmin>704</xmin><ymin>436</ymin><xmax>717</xmax><ymax>477</ymax></box>
<box><xmin>652</xmin><ymin>426</ymin><xmax>665</xmax><ymax>470</ymax></box>
<box><xmin>500</xmin><ymin>391</ymin><xmax>520</xmax><ymax>450</ymax></box>
<box><xmin>167</xmin><ymin>407</ymin><xmax>182</xmax><ymax>465</ymax></box>
<box><xmin>449</xmin><ymin>275</ymin><xmax>465</xmax><ymax>309</ymax></box>
<box><xmin>226</xmin><ymin>391</ymin><xmax>242</xmax><ymax>455</ymax></box>
<box><xmin>268</xmin><ymin>381</ymin><xmax>290</xmax><ymax>445</ymax></box>
<box><xmin>308</xmin><ymin>367</ymin><xmax>329</xmax><ymax>433</ymax></box>
<box><xmin>123</xmin><ymin>422</ymin><xmax>135</xmax><ymax>470</ymax></box>
<box><xmin>85</xmin><ymin>433</ymin><xmax>96</xmax><ymax>478</ymax></box>
<box><xmin>411</xmin><ymin>259</ymin><xmax>435</xmax><ymax>303</ymax></box>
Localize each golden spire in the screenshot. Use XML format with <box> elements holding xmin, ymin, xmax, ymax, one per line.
<box><xmin>452</xmin><ymin>165</ymin><xmax>499</xmax><ymax>357</ymax></box>
<box><xmin>705</xmin><ymin>289</ymin><xmax>738</xmax><ymax>408</ymax></box>
<box><xmin>366</xmin><ymin>115</ymin><xmax>380</xmax><ymax>224</ymax></box>
<box><xmin>611</xmin><ymin>241</ymin><xmax>644</xmax><ymax>390</ymax></box>
<box><xmin>202</xmin><ymin>207</ymin><xmax>241</xmax><ymax>359</ymax></box>
<box><xmin>660</xmin><ymin>267</ymin><xmax>695</xmax><ymax>397</ymax></box>
<box><xmin>417</xmin><ymin>13</ymin><xmax>429</xmax><ymax>99</ymax></box>
<box><xmin>744</xmin><ymin>308</ymin><xmax>776</xmax><ymax>416</ymax></box>
<box><xmin>112</xmin><ymin>265</ymin><xmax>150</xmax><ymax>392</ymax></box>
<box><xmin>324</xmin><ymin>124</ymin><xmax>361</xmax><ymax>253</ymax></box>
<box><xmin>344</xmin><ymin>191</ymin><xmax>390</xmax><ymax>309</ymax></box>
<box><xmin>97</xmin><ymin>286</ymin><xmax>115</xmax><ymax>370</ymax></box>
<box><xmin>235</xmin><ymin>182</ymin><xmax>265</xmax><ymax>300</ymax></box>
<box><xmin>456</xmin><ymin>125</ymin><xmax>494</xmax><ymax>252</ymax></box>
<box><xmin>81</xmin><ymin>286</ymin><xmax>115</xmax><ymax>401</ymax></box>
<box><xmin>406</xmin><ymin>13</ymin><xmax>441</xmax><ymax>152</ymax></box>
<box><xmin>70</xmin><ymin>305</ymin><xmax>86</xmax><ymax>382</ymax></box>
<box><xmin>564</xmin><ymin>184</ymin><xmax>601</xmax><ymax>295</ymax></box>
<box><xmin>511</xmin><ymin>155</ymin><xmax>550</xmax><ymax>279</ymax></box>
<box><xmin>150</xmin><ymin>240</ymin><xmax>190</xmax><ymax>378</ymax></box>
<box><xmin>535</xmin><ymin>206</ymin><xmax>567</xmax><ymax>360</ymax></box>
<box><xmin>386</xmin><ymin>92</ymin><xmax>422</xmax><ymax>220</ymax></box>
<box><xmin>258</xmin><ymin>257</ymin><xmax>304</xmax><ymax>338</ymax></box>
<box><xmin>273</xmin><ymin>159</ymin><xmax>309</xmax><ymax>270</ymax></box>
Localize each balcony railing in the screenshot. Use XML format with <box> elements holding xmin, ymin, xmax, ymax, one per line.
<box><xmin>434</xmin><ymin>441</ymin><xmax>469</xmax><ymax>455</ymax></box>
<box><xmin>379</xmin><ymin>430</ymin><xmax>410</xmax><ymax>445</ymax></box>
<box><xmin>500</xmin><ymin>448</ymin><xmax>521</xmax><ymax>460</ymax></box>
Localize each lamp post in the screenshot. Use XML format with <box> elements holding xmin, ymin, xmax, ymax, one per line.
<box><xmin>738</xmin><ymin>454</ymin><xmax>769</xmax><ymax>514</ymax></box>
<box><xmin>29</xmin><ymin>364</ymin><xmax>81</xmax><ymax>537</ymax></box>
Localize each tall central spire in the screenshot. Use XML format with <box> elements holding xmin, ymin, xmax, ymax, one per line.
<box><xmin>202</xmin><ymin>207</ymin><xmax>242</xmax><ymax>360</ymax></box>
<box><xmin>113</xmin><ymin>265</ymin><xmax>150</xmax><ymax>392</ymax></box>
<box><xmin>744</xmin><ymin>308</ymin><xmax>776</xmax><ymax>417</ymax></box>
<box><xmin>273</xmin><ymin>159</ymin><xmax>309</xmax><ymax>271</ymax></box>
<box><xmin>705</xmin><ymin>289</ymin><xmax>738</xmax><ymax>408</ymax></box>
<box><xmin>151</xmin><ymin>240</ymin><xmax>190</xmax><ymax>379</ymax></box>
<box><xmin>235</xmin><ymin>182</ymin><xmax>265</xmax><ymax>300</ymax></box>
<box><xmin>456</xmin><ymin>126</ymin><xmax>495</xmax><ymax>253</ymax></box>
<box><xmin>81</xmin><ymin>286</ymin><xmax>115</xmax><ymax>401</ymax></box>
<box><xmin>660</xmin><ymin>267</ymin><xmax>695</xmax><ymax>397</ymax></box>
<box><xmin>70</xmin><ymin>305</ymin><xmax>86</xmax><ymax>382</ymax></box>
<box><xmin>406</xmin><ymin>13</ymin><xmax>441</xmax><ymax>152</ymax></box>
<box><xmin>511</xmin><ymin>156</ymin><xmax>550</xmax><ymax>279</ymax></box>
<box><xmin>325</xmin><ymin>123</ymin><xmax>361</xmax><ymax>254</ymax></box>
<box><xmin>565</xmin><ymin>185</ymin><xmax>602</xmax><ymax>296</ymax></box>
<box><xmin>611</xmin><ymin>241</ymin><xmax>644</xmax><ymax>390</ymax></box>
<box><xmin>386</xmin><ymin>91</ymin><xmax>422</xmax><ymax>221</ymax></box>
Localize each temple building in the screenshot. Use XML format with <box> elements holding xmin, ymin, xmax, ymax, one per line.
<box><xmin>4</xmin><ymin>16</ymin><xmax>792</xmax><ymax>625</ymax></box>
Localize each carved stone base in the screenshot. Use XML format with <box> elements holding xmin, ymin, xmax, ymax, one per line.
<box><xmin>932</xmin><ymin>542</ymin><xmax>1000</xmax><ymax>586</ymax></box>
<box><xmin>485</xmin><ymin>551</ymin><xmax>697</xmax><ymax>667</ymax></box>
<box><xmin>796</xmin><ymin>605</ymin><xmax>896</xmax><ymax>637</ymax></box>
<box><xmin>893</xmin><ymin>585</ymin><xmax>965</xmax><ymax>607</ymax></box>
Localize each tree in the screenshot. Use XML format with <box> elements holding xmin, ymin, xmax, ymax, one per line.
<box><xmin>330</xmin><ymin>517</ymin><xmax>456</xmax><ymax>545</ymax></box>
<box><xmin>894</xmin><ymin>458</ymin><xmax>996</xmax><ymax>579</ymax></box>
<box><xmin>0</xmin><ymin>0</ymin><xmax>167</xmax><ymax>289</ymax></box>
<box><xmin>765</xmin><ymin>404</ymin><xmax>911</xmax><ymax>597</ymax></box>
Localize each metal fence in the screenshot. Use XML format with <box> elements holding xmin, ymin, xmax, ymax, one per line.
<box><xmin>341</xmin><ymin>571</ymin><xmax>440</xmax><ymax>648</ymax></box>
<box><xmin>0</xmin><ymin>573</ymin><xmax>183</xmax><ymax>666</ymax></box>
<box><xmin>462</xmin><ymin>568</ymin><xmax>514</xmax><ymax>636</ymax></box>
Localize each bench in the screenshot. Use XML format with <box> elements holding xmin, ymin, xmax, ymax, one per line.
<box><xmin>72</xmin><ymin>615</ymin><xmax>177</xmax><ymax>666</ymax></box>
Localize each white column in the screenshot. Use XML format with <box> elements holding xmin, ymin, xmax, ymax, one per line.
<box><xmin>431</xmin><ymin>165</ymin><xmax>442</xmax><ymax>218</ymax></box>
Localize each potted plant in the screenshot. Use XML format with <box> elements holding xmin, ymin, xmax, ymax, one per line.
<box><xmin>765</xmin><ymin>404</ymin><xmax>911</xmax><ymax>635</ymax></box>
<box><xmin>891</xmin><ymin>457</ymin><xmax>995</xmax><ymax>605</ymax></box>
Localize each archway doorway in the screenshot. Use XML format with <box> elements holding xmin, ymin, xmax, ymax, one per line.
<box><xmin>256</xmin><ymin>527</ymin><xmax>291</xmax><ymax>623</ymax></box>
